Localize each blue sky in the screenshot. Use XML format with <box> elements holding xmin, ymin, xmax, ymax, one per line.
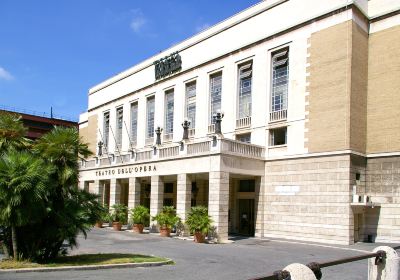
<box><xmin>0</xmin><ymin>0</ymin><xmax>259</xmax><ymax>121</ymax></box>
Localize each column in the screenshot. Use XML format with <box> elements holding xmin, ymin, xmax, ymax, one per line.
<box><xmin>128</xmin><ymin>177</ymin><xmax>141</xmax><ymax>209</ymax></box>
<box><xmin>208</xmin><ymin>171</ymin><xmax>229</xmax><ymax>242</ymax></box>
<box><xmin>109</xmin><ymin>178</ymin><xmax>121</xmax><ymax>207</ymax></box>
<box><xmin>79</xmin><ymin>180</ymin><xmax>85</xmax><ymax>190</ymax></box>
<box><xmin>255</xmin><ymin>176</ymin><xmax>265</xmax><ymax>238</ymax></box>
<box><xmin>177</xmin><ymin>174</ymin><xmax>191</xmax><ymax>236</ymax></box>
<box><xmin>150</xmin><ymin>175</ymin><xmax>163</xmax><ymax>232</ymax></box>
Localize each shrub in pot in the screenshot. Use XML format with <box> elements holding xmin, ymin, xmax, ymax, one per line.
<box><xmin>129</xmin><ymin>205</ymin><xmax>150</xmax><ymax>234</ymax></box>
<box><xmin>185</xmin><ymin>206</ymin><xmax>213</xmax><ymax>243</ymax></box>
<box><xmin>110</xmin><ymin>204</ymin><xmax>128</xmax><ymax>231</ymax></box>
<box><xmin>95</xmin><ymin>205</ymin><xmax>110</xmax><ymax>228</ymax></box>
<box><xmin>152</xmin><ymin>206</ymin><xmax>180</xmax><ymax>237</ymax></box>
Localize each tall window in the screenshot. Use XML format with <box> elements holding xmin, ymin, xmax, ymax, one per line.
<box><xmin>238</xmin><ymin>62</ymin><xmax>252</xmax><ymax>118</ymax></box>
<box><xmin>185</xmin><ymin>82</ymin><xmax>196</xmax><ymax>128</ymax></box>
<box><xmin>103</xmin><ymin>112</ymin><xmax>110</xmax><ymax>149</ymax></box>
<box><xmin>115</xmin><ymin>107</ymin><xmax>123</xmax><ymax>148</ymax></box>
<box><xmin>210</xmin><ymin>72</ymin><xmax>222</xmax><ymax>123</ymax></box>
<box><xmin>146</xmin><ymin>97</ymin><xmax>155</xmax><ymax>139</ymax></box>
<box><xmin>130</xmin><ymin>102</ymin><xmax>138</xmax><ymax>145</ymax></box>
<box><xmin>165</xmin><ymin>90</ymin><xmax>174</xmax><ymax>135</ymax></box>
<box><xmin>271</xmin><ymin>48</ymin><xmax>289</xmax><ymax>113</ymax></box>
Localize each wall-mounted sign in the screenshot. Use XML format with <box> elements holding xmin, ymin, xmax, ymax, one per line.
<box><xmin>95</xmin><ymin>165</ymin><xmax>157</xmax><ymax>177</ymax></box>
<box><xmin>275</xmin><ymin>185</ymin><xmax>299</xmax><ymax>196</ymax></box>
<box><xmin>154</xmin><ymin>52</ymin><xmax>182</xmax><ymax>80</ymax></box>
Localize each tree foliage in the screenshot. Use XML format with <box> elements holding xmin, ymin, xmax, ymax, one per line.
<box><xmin>0</xmin><ymin>113</ymin><xmax>102</xmax><ymax>262</ymax></box>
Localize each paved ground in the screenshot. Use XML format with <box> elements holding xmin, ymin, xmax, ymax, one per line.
<box><xmin>1</xmin><ymin>228</ymin><xmax>398</xmax><ymax>280</ymax></box>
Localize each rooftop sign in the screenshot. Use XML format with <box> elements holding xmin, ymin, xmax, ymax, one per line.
<box><xmin>154</xmin><ymin>52</ymin><xmax>182</xmax><ymax>80</ymax></box>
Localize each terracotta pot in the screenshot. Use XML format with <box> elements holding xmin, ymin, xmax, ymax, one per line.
<box><xmin>95</xmin><ymin>221</ymin><xmax>103</xmax><ymax>228</ymax></box>
<box><xmin>194</xmin><ymin>231</ymin><xmax>205</xmax><ymax>243</ymax></box>
<box><xmin>159</xmin><ymin>227</ymin><xmax>171</xmax><ymax>237</ymax></box>
<box><xmin>133</xmin><ymin>224</ymin><xmax>144</xmax><ymax>234</ymax></box>
<box><xmin>112</xmin><ymin>222</ymin><xmax>122</xmax><ymax>231</ymax></box>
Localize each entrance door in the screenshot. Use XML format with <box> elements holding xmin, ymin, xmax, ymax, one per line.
<box><xmin>238</xmin><ymin>199</ymin><xmax>255</xmax><ymax>236</ymax></box>
<box><xmin>354</xmin><ymin>214</ymin><xmax>362</xmax><ymax>243</ymax></box>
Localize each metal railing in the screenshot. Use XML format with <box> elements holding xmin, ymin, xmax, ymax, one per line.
<box><xmin>250</xmin><ymin>245</ymin><xmax>400</xmax><ymax>280</ymax></box>
<box><xmin>0</xmin><ymin>104</ymin><xmax>78</xmax><ymax>122</ymax></box>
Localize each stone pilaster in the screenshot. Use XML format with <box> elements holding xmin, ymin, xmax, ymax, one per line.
<box><xmin>208</xmin><ymin>171</ymin><xmax>229</xmax><ymax>242</ymax></box>
<box><xmin>79</xmin><ymin>180</ymin><xmax>85</xmax><ymax>190</ymax></box>
<box><xmin>128</xmin><ymin>177</ymin><xmax>141</xmax><ymax>210</ymax></box>
<box><xmin>255</xmin><ymin>176</ymin><xmax>265</xmax><ymax>238</ymax></box>
<box><xmin>109</xmin><ymin>178</ymin><xmax>121</xmax><ymax>207</ymax></box>
<box><xmin>150</xmin><ymin>175</ymin><xmax>164</xmax><ymax>232</ymax></box>
<box><xmin>176</xmin><ymin>174</ymin><xmax>191</xmax><ymax>222</ymax></box>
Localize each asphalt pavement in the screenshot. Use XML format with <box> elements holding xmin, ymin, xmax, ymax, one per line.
<box><xmin>1</xmin><ymin>227</ymin><xmax>398</xmax><ymax>280</ymax></box>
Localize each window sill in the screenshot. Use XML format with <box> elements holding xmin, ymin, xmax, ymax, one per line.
<box><xmin>268</xmin><ymin>144</ymin><xmax>287</xmax><ymax>149</ymax></box>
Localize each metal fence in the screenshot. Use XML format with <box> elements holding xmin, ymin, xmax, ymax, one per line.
<box><xmin>250</xmin><ymin>245</ymin><xmax>400</xmax><ymax>280</ymax></box>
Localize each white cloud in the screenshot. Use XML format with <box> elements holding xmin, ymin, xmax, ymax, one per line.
<box><xmin>196</xmin><ymin>23</ymin><xmax>211</xmax><ymax>33</ymax></box>
<box><xmin>0</xmin><ymin>67</ymin><xmax>14</xmax><ymax>81</ymax></box>
<box><xmin>130</xmin><ymin>9</ymin><xmax>146</xmax><ymax>33</ymax></box>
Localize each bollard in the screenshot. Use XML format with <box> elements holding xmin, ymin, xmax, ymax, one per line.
<box><xmin>283</xmin><ymin>263</ymin><xmax>317</xmax><ymax>280</ymax></box>
<box><xmin>368</xmin><ymin>246</ymin><xmax>399</xmax><ymax>280</ymax></box>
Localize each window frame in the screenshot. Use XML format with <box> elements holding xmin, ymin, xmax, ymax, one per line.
<box><xmin>237</xmin><ymin>61</ymin><xmax>253</xmax><ymax>119</ymax></box>
<box><xmin>209</xmin><ymin>72</ymin><xmax>223</xmax><ymax>124</ymax></box>
<box><xmin>270</xmin><ymin>47</ymin><xmax>289</xmax><ymax>113</ymax></box>
<box><xmin>146</xmin><ymin>96</ymin><xmax>155</xmax><ymax>139</ymax></box>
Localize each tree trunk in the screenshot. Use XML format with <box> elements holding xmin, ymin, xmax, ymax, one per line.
<box><xmin>11</xmin><ymin>225</ymin><xmax>18</xmax><ymax>260</ymax></box>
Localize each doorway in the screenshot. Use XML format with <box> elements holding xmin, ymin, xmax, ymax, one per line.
<box><xmin>354</xmin><ymin>213</ymin><xmax>363</xmax><ymax>243</ymax></box>
<box><xmin>238</xmin><ymin>199</ymin><xmax>255</xmax><ymax>236</ymax></box>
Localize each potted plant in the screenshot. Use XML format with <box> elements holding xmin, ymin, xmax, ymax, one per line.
<box><xmin>110</xmin><ymin>204</ymin><xmax>128</xmax><ymax>231</ymax></box>
<box><xmin>185</xmin><ymin>206</ymin><xmax>213</xmax><ymax>243</ymax></box>
<box><xmin>152</xmin><ymin>206</ymin><xmax>180</xmax><ymax>237</ymax></box>
<box><xmin>129</xmin><ymin>205</ymin><xmax>150</xmax><ymax>234</ymax></box>
<box><xmin>95</xmin><ymin>205</ymin><xmax>110</xmax><ymax>228</ymax></box>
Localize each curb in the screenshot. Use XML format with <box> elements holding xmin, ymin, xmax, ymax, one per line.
<box><xmin>0</xmin><ymin>259</ymin><xmax>173</xmax><ymax>273</ymax></box>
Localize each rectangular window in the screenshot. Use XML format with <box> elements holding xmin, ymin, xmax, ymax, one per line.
<box><xmin>130</xmin><ymin>102</ymin><xmax>138</xmax><ymax>145</ymax></box>
<box><xmin>146</xmin><ymin>97</ymin><xmax>155</xmax><ymax>139</ymax></box>
<box><xmin>164</xmin><ymin>183</ymin><xmax>174</xmax><ymax>193</ymax></box>
<box><xmin>103</xmin><ymin>112</ymin><xmax>110</xmax><ymax>149</ymax></box>
<box><xmin>269</xmin><ymin>127</ymin><xmax>287</xmax><ymax>146</ymax></box>
<box><xmin>165</xmin><ymin>89</ymin><xmax>174</xmax><ymax>135</ymax></box>
<box><xmin>271</xmin><ymin>48</ymin><xmax>289</xmax><ymax>113</ymax></box>
<box><xmin>210</xmin><ymin>72</ymin><xmax>222</xmax><ymax>123</ymax></box>
<box><xmin>239</xmin><ymin>180</ymin><xmax>255</xmax><ymax>192</ymax></box>
<box><xmin>185</xmin><ymin>82</ymin><xmax>196</xmax><ymax>128</ymax></box>
<box><xmin>238</xmin><ymin>62</ymin><xmax>252</xmax><ymax>118</ymax></box>
<box><xmin>236</xmin><ymin>133</ymin><xmax>251</xmax><ymax>143</ymax></box>
<box><xmin>115</xmin><ymin>107</ymin><xmax>123</xmax><ymax>148</ymax></box>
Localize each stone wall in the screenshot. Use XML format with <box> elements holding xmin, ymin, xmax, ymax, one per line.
<box><xmin>365</xmin><ymin>156</ymin><xmax>400</xmax><ymax>243</ymax></box>
<box><xmin>264</xmin><ymin>155</ymin><xmax>353</xmax><ymax>244</ymax></box>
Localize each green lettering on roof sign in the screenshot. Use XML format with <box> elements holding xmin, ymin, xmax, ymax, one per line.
<box><xmin>154</xmin><ymin>52</ymin><xmax>182</xmax><ymax>80</ymax></box>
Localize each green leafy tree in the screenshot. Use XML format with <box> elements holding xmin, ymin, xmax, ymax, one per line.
<box><xmin>152</xmin><ymin>206</ymin><xmax>180</xmax><ymax>229</ymax></box>
<box><xmin>0</xmin><ymin>112</ymin><xmax>30</xmax><ymax>154</ymax></box>
<box><xmin>0</xmin><ymin>150</ymin><xmax>50</xmax><ymax>260</ymax></box>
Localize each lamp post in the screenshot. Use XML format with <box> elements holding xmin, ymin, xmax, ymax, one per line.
<box><xmin>155</xmin><ymin>126</ymin><xmax>163</xmax><ymax>145</ymax></box>
<box><xmin>182</xmin><ymin>119</ymin><xmax>191</xmax><ymax>140</ymax></box>
<box><xmin>213</xmin><ymin>111</ymin><xmax>224</xmax><ymax>135</ymax></box>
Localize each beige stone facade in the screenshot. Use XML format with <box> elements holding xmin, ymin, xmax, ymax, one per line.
<box><xmin>79</xmin><ymin>1</ymin><xmax>400</xmax><ymax>245</ymax></box>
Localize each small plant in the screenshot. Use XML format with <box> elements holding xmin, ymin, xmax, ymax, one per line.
<box><xmin>129</xmin><ymin>205</ymin><xmax>150</xmax><ymax>225</ymax></box>
<box><xmin>185</xmin><ymin>206</ymin><xmax>213</xmax><ymax>243</ymax></box>
<box><xmin>152</xmin><ymin>206</ymin><xmax>180</xmax><ymax>237</ymax></box>
<box><xmin>94</xmin><ymin>205</ymin><xmax>110</xmax><ymax>228</ymax></box>
<box><xmin>110</xmin><ymin>204</ymin><xmax>128</xmax><ymax>224</ymax></box>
